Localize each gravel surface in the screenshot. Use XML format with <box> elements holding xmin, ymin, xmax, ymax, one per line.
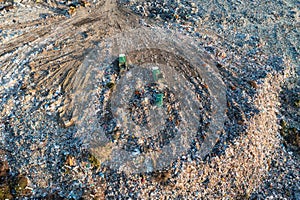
<box><xmin>0</xmin><ymin>0</ymin><xmax>299</xmax><ymax>199</ymax></box>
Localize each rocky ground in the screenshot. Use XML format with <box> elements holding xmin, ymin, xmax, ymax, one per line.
<box><xmin>0</xmin><ymin>0</ymin><xmax>299</xmax><ymax>199</ymax></box>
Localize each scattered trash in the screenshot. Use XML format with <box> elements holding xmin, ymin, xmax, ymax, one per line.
<box><xmin>0</xmin><ymin>5</ymin><xmax>14</xmax><ymax>12</ymax></box>
<box><xmin>79</xmin><ymin>0</ymin><xmax>90</xmax><ymax>7</ymax></box>
<box><xmin>65</xmin><ymin>155</ymin><xmax>76</xmax><ymax>167</ymax></box>
<box><xmin>68</xmin><ymin>6</ymin><xmax>76</xmax><ymax>15</ymax></box>
<box><xmin>106</xmin><ymin>82</ymin><xmax>115</xmax><ymax>89</ymax></box>
<box><xmin>0</xmin><ymin>1</ymin><xmax>298</xmax><ymax>198</ymax></box>
<box><xmin>88</xmin><ymin>153</ymin><xmax>101</xmax><ymax>169</ymax></box>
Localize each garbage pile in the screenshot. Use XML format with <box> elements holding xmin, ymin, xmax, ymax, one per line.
<box><xmin>72</xmin><ymin>27</ymin><xmax>227</xmax><ymax>174</ymax></box>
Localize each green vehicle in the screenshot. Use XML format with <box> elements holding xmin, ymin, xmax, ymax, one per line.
<box><xmin>152</xmin><ymin>67</ymin><xmax>163</xmax><ymax>82</ymax></box>
<box><xmin>119</xmin><ymin>54</ymin><xmax>127</xmax><ymax>73</ymax></box>
<box><xmin>155</xmin><ymin>93</ymin><xmax>164</xmax><ymax>107</ymax></box>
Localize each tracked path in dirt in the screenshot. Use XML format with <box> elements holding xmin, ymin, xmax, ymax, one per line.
<box><xmin>0</xmin><ymin>0</ymin><xmax>141</xmax><ymax>124</ymax></box>
<box><xmin>0</xmin><ymin>0</ymin><xmax>140</xmax><ymax>93</ymax></box>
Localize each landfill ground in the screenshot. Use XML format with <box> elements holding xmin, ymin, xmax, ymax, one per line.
<box><xmin>0</xmin><ymin>0</ymin><xmax>299</xmax><ymax>199</ymax></box>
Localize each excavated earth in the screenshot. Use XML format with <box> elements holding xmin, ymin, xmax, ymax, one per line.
<box><xmin>0</xmin><ymin>0</ymin><xmax>299</xmax><ymax>199</ymax></box>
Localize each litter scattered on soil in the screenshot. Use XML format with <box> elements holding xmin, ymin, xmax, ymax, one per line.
<box><xmin>0</xmin><ymin>0</ymin><xmax>299</xmax><ymax>199</ymax></box>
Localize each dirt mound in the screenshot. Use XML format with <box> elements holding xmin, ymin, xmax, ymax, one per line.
<box><xmin>71</xmin><ymin>27</ymin><xmax>226</xmax><ymax>173</ymax></box>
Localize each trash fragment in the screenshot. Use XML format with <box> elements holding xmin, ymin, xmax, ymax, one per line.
<box><xmin>79</xmin><ymin>0</ymin><xmax>90</xmax><ymax>7</ymax></box>
<box><xmin>68</xmin><ymin>6</ymin><xmax>76</xmax><ymax>15</ymax></box>
<box><xmin>65</xmin><ymin>155</ymin><xmax>76</xmax><ymax>167</ymax></box>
